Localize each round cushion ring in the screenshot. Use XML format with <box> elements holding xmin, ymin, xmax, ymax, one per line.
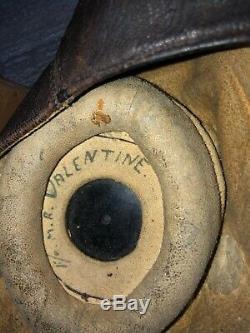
<box><xmin>0</xmin><ymin>77</ymin><xmax>224</xmax><ymax>332</ymax></box>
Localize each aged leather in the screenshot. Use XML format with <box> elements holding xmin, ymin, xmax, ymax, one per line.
<box><xmin>1</xmin><ymin>46</ymin><xmax>249</xmax><ymax>333</ymax></box>
<box><xmin>0</xmin><ymin>0</ymin><xmax>250</xmax><ymax>156</ymax></box>
<box><xmin>140</xmin><ymin>47</ymin><xmax>250</xmax><ymax>332</ymax></box>
<box><xmin>0</xmin><ymin>78</ymin><xmax>27</xmax><ymax>132</ymax></box>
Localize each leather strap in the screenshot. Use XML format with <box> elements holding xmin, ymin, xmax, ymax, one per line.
<box><xmin>0</xmin><ymin>0</ymin><xmax>249</xmax><ymax>156</ymax></box>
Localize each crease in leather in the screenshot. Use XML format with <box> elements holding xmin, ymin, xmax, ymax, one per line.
<box><xmin>0</xmin><ymin>0</ymin><xmax>250</xmax><ymax>157</ymax></box>
<box><xmin>139</xmin><ymin>47</ymin><xmax>250</xmax><ymax>333</ymax></box>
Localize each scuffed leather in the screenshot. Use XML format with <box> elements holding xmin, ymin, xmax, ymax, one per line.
<box><xmin>0</xmin><ymin>0</ymin><xmax>250</xmax><ymax>156</ymax></box>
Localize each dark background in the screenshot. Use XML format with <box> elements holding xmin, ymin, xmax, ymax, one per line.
<box><xmin>0</xmin><ymin>0</ymin><xmax>78</xmax><ymax>87</ymax></box>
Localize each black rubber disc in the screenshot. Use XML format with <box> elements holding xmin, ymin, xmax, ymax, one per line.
<box><xmin>66</xmin><ymin>179</ymin><xmax>142</xmax><ymax>261</ymax></box>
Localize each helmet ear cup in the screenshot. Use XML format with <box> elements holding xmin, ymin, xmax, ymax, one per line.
<box><xmin>42</xmin><ymin>132</ymin><xmax>165</xmax><ymax>304</ymax></box>
<box><xmin>0</xmin><ymin>77</ymin><xmax>224</xmax><ymax>332</ymax></box>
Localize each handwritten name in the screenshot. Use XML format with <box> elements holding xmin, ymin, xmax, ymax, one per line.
<box><xmin>46</xmin><ymin>149</ymin><xmax>148</xmax><ymax>198</ymax></box>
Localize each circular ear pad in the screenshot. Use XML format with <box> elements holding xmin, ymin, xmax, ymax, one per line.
<box><xmin>42</xmin><ymin>132</ymin><xmax>164</xmax><ymax>304</ymax></box>
<box><xmin>0</xmin><ymin>78</ymin><xmax>224</xmax><ymax>332</ymax></box>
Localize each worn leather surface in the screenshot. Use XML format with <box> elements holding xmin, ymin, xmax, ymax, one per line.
<box><xmin>0</xmin><ymin>1</ymin><xmax>249</xmax><ymax>331</ymax></box>
<box><xmin>0</xmin><ymin>78</ymin><xmax>27</xmax><ymax>132</ymax></box>
<box><xmin>0</xmin><ymin>79</ymin><xmax>29</xmax><ymax>333</ymax></box>
<box><xmin>0</xmin><ymin>46</ymin><xmax>249</xmax><ymax>333</ymax></box>
<box><xmin>140</xmin><ymin>47</ymin><xmax>250</xmax><ymax>332</ymax></box>
<box><xmin>0</xmin><ymin>0</ymin><xmax>250</xmax><ymax>156</ymax></box>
